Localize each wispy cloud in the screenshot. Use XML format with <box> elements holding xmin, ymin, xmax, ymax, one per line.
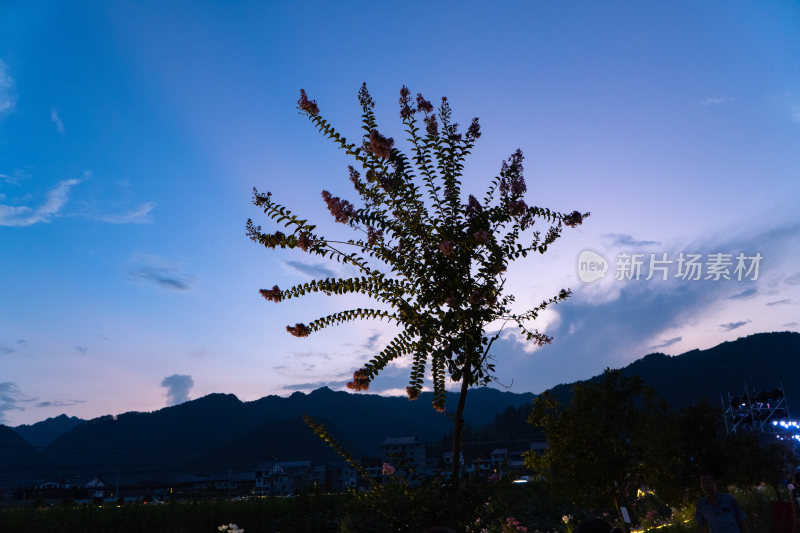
<box><xmin>701</xmin><ymin>97</ymin><xmax>734</xmax><ymax>105</ymax></box>
<box><xmin>51</xmin><ymin>108</ymin><xmax>65</xmax><ymax>133</ymax></box>
<box><xmin>129</xmin><ymin>255</ymin><xmax>193</xmax><ymax>291</ymax></box>
<box><xmin>785</xmin><ymin>272</ymin><xmax>800</xmax><ymax>286</ymax></box>
<box><xmin>35</xmin><ymin>399</ymin><xmax>84</xmax><ymax>408</ymax></box>
<box><xmin>94</xmin><ymin>202</ymin><xmax>156</xmax><ymax>224</ymax></box>
<box><xmin>0</xmin><ymin>178</ymin><xmax>82</xmax><ymax>226</ymax></box>
<box><xmin>283</xmin><ymin>260</ymin><xmax>337</xmax><ymax>279</ymax></box>
<box><xmin>652</xmin><ymin>336</ymin><xmax>682</xmax><ymax>350</ymax></box>
<box><xmin>0</xmin><ymin>59</ymin><xmax>16</xmax><ymax>114</ymax></box>
<box><xmin>282</xmin><ymin>380</ymin><xmax>348</xmax><ymax>391</ymax></box>
<box><xmin>766</xmin><ymin>299</ymin><xmax>791</xmax><ymax>306</ymax></box>
<box><xmin>602</xmin><ymin>233</ymin><xmax>660</xmax><ymax>248</ymax></box>
<box><xmin>74</xmin><ymin>346</ymin><xmax>88</xmax><ymax>354</ymax></box>
<box><xmin>363</xmin><ymin>332</ymin><xmax>381</xmax><ymax>352</ymax></box>
<box><xmin>0</xmin><ymin>382</ymin><xmax>29</xmax><ymax>424</ymax></box>
<box><xmin>728</xmin><ymin>288</ymin><xmax>757</xmax><ymax>300</ymax></box>
<box><xmin>161</xmin><ymin>374</ymin><xmax>194</xmax><ymax>406</ymax></box>
<box><xmin>1</xmin><ymin>339</ymin><xmax>29</xmax><ymax>356</ymax></box>
<box><xmin>720</xmin><ymin>320</ymin><xmax>750</xmax><ymax>331</ymax></box>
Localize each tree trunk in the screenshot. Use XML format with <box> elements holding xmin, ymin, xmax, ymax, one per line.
<box><xmin>447</xmin><ymin>362</ymin><xmax>471</xmax><ymax>528</ymax></box>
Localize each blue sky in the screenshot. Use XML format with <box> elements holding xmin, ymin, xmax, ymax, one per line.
<box><xmin>1</xmin><ymin>1</ymin><xmax>799</xmax><ymax>425</ymax></box>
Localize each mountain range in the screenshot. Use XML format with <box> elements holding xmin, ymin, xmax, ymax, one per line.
<box><xmin>3</xmin><ymin>331</ymin><xmax>798</xmax><ymax>486</ymax></box>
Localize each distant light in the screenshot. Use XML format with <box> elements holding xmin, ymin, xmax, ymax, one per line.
<box><xmin>513</xmin><ymin>479</ymin><xmax>528</xmax><ymax>484</ymax></box>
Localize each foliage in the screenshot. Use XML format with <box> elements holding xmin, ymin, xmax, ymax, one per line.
<box><xmin>248</xmin><ymin>84</ymin><xmax>587</xmax><ymax>408</ymax></box>
<box><xmin>646</xmin><ymin>400</ymin><xmax>794</xmax><ymax>506</ymax></box>
<box><xmin>525</xmin><ymin>369</ymin><xmax>668</xmax><ymax>515</ymax></box>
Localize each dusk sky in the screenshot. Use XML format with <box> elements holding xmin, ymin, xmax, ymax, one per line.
<box><xmin>1</xmin><ymin>2</ymin><xmax>799</xmax><ymax>426</ymax></box>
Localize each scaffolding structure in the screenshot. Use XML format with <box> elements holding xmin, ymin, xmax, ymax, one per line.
<box><xmin>722</xmin><ymin>384</ymin><xmax>790</xmax><ymax>435</ymax></box>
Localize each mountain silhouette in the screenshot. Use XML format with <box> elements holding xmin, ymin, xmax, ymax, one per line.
<box><xmin>13</xmin><ymin>414</ymin><xmax>85</xmax><ymax>449</ymax></box>
<box><xmin>5</xmin><ymin>331</ymin><xmax>798</xmax><ymax>486</ymax></box>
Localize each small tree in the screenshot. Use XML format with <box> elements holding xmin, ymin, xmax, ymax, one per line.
<box><xmin>247</xmin><ymin>84</ymin><xmax>588</xmax><ymax>510</ymax></box>
<box><xmin>526</xmin><ymin>369</ymin><xmax>668</xmax><ymax>530</ymax></box>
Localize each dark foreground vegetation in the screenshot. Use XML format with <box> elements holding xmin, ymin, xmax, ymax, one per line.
<box><xmin>0</xmin><ymin>479</ymin><xmax>794</xmax><ymax>533</ymax></box>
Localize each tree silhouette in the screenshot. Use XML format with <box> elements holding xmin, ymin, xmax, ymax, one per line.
<box><xmin>247</xmin><ymin>84</ymin><xmax>588</xmax><ymax>508</ymax></box>
<box><xmin>526</xmin><ymin>369</ymin><xmax>667</xmax><ymax>531</ymax></box>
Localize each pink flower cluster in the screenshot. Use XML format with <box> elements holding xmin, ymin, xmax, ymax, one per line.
<box><xmin>563</xmin><ymin>210</ymin><xmax>590</xmax><ymax>227</ymax></box>
<box><xmin>296</xmin><ymin>233</ymin><xmax>313</xmax><ymax>251</ymax></box>
<box><xmin>510</xmin><ymin>176</ymin><xmax>526</xmax><ymax>195</ymax></box>
<box><xmin>406</xmin><ymin>386</ymin><xmax>421</xmax><ymax>401</ymax></box>
<box><xmin>321</xmin><ymin>190</ymin><xmax>355</xmax><ymax>224</ymax></box>
<box><xmin>473</xmin><ymin>230</ymin><xmax>490</xmax><ymax>244</ymax></box>
<box><xmin>416</xmin><ymin>94</ymin><xmax>434</xmax><ymax>114</ymax></box>
<box><xmin>432</xmin><ymin>399</ymin><xmax>446</xmax><ymax>413</ymax></box>
<box><xmin>424</xmin><ymin>114</ymin><xmax>438</xmax><ymax>137</ymax></box>
<box><xmin>259</xmin><ymin>285</ymin><xmax>281</xmax><ymax>302</ymax></box>
<box><xmin>508</xmin><ymin>199</ymin><xmax>527</xmax><ymax>216</ymax></box>
<box><xmin>367</xmin><ymin>226</ymin><xmax>383</xmax><ymax>246</ymax></box>
<box><xmin>440</xmin><ymin>240</ymin><xmax>454</xmax><ymax>255</ymax></box>
<box><xmin>382</xmin><ymin>462</ymin><xmax>395</xmax><ymax>475</ymax></box>
<box><xmin>286</xmin><ymin>323</ymin><xmax>311</xmax><ymax>338</ymax></box>
<box><xmin>465</xmin><ymin>195</ymin><xmax>483</xmax><ymax>218</ymax></box>
<box><xmin>468</xmin><ymin>290</ymin><xmax>484</xmax><ymax>306</ymax></box>
<box><xmin>347</xmin><ymin>368</ymin><xmax>370</xmax><ymax>391</ymax></box>
<box><xmin>369</xmin><ymin>130</ymin><xmax>395</xmax><ymax>159</ymax></box>
<box><xmin>466</xmin><ymin>117</ymin><xmax>481</xmax><ymax>139</ymax></box>
<box><xmin>503</xmin><ymin>517</ymin><xmax>528</xmax><ymax>533</ymax></box>
<box><xmin>297</xmin><ymin>89</ymin><xmax>319</xmax><ymax>116</ymax></box>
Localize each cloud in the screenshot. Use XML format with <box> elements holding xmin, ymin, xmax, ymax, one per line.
<box><xmin>74</xmin><ymin>346</ymin><xmax>88</xmax><ymax>354</ymax></box>
<box><xmin>95</xmin><ymin>202</ymin><xmax>156</xmax><ymax>224</ymax></box>
<box><xmin>0</xmin><ymin>59</ymin><xmax>15</xmax><ymax>114</ymax></box>
<box><xmin>1</xmin><ymin>339</ymin><xmax>29</xmax><ymax>356</ymax></box>
<box><xmin>161</xmin><ymin>374</ymin><xmax>194</xmax><ymax>406</ymax></box>
<box><xmin>602</xmin><ymin>233</ymin><xmax>660</xmax><ymax>248</ymax></box>
<box><xmin>766</xmin><ymin>299</ymin><xmax>791</xmax><ymax>306</ymax></box>
<box><xmin>51</xmin><ymin>108</ymin><xmax>64</xmax><ymax>133</ymax></box>
<box><xmin>720</xmin><ymin>320</ymin><xmax>750</xmax><ymax>331</ymax></box>
<box><xmin>728</xmin><ymin>288</ymin><xmax>757</xmax><ymax>300</ymax></box>
<box><xmin>0</xmin><ymin>382</ymin><xmax>28</xmax><ymax>424</ymax></box>
<box><xmin>363</xmin><ymin>332</ymin><xmax>381</xmax><ymax>352</ymax></box>
<box><xmin>129</xmin><ymin>255</ymin><xmax>193</xmax><ymax>291</ymax></box>
<box><xmin>35</xmin><ymin>399</ymin><xmax>84</xmax><ymax>408</ymax></box>
<box><xmin>283</xmin><ymin>261</ymin><xmax>337</xmax><ymax>279</ymax></box>
<box><xmin>282</xmin><ymin>380</ymin><xmax>349</xmax><ymax>391</ymax></box>
<box><xmin>0</xmin><ymin>169</ymin><xmax>31</xmax><ymax>186</ymax></box>
<box><xmin>0</xmin><ymin>178</ymin><xmax>82</xmax><ymax>226</ymax></box>
<box><xmin>784</xmin><ymin>322</ymin><xmax>798</xmax><ymax>328</ymax></box>
<box><xmin>652</xmin><ymin>336</ymin><xmax>682</xmax><ymax>350</ymax></box>
<box><xmin>701</xmin><ymin>97</ymin><xmax>734</xmax><ymax>105</ymax></box>
<box><xmin>785</xmin><ymin>272</ymin><xmax>800</xmax><ymax>286</ymax></box>
<box><xmin>485</xmin><ymin>220</ymin><xmax>800</xmax><ymax>393</ymax></box>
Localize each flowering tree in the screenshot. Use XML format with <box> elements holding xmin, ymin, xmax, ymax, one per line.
<box><xmin>247</xmin><ymin>84</ymin><xmax>588</xmax><ymax>486</ymax></box>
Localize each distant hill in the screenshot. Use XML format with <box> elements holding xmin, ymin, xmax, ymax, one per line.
<box><xmin>32</xmin><ymin>387</ymin><xmax>533</xmax><ymax>486</ymax></box>
<box><xmin>7</xmin><ymin>332</ymin><xmax>797</xmax><ymax>487</ymax></box>
<box><xmin>474</xmin><ymin>331</ymin><xmax>800</xmax><ymax>439</ymax></box>
<box><xmin>0</xmin><ymin>425</ymin><xmax>43</xmax><ymax>485</ymax></box>
<box><xmin>546</xmin><ymin>331</ymin><xmax>800</xmax><ymax>410</ymax></box>
<box><xmin>13</xmin><ymin>414</ymin><xmax>85</xmax><ymax>449</ymax></box>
